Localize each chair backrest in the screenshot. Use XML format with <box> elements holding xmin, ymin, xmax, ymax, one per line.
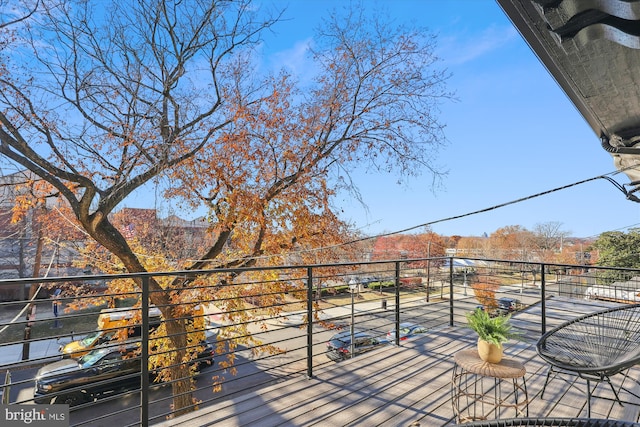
<box><xmin>536</xmin><ymin>304</ymin><xmax>640</xmax><ymax>375</ymax></box>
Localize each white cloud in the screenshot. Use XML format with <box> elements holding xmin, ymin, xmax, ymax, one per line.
<box><xmin>439</xmin><ymin>25</ymin><xmax>519</xmax><ymax>66</ymax></box>
<box><xmin>268</xmin><ymin>37</ymin><xmax>318</xmax><ymax>84</ymax></box>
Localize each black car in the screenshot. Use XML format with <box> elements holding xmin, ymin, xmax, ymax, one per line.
<box><xmin>34</xmin><ymin>340</ymin><xmax>214</xmax><ymax>406</ymax></box>
<box><xmin>498</xmin><ymin>297</ymin><xmax>521</xmax><ymax>313</ymax></box>
<box><xmin>326</xmin><ymin>330</ymin><xmax>386</xmax><ymax>362</ymax></box>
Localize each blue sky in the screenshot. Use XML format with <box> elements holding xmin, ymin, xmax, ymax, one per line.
<box><xmin>256</xmin><ymin>0</ymin><xmax>640</xmax><ymax>239</ymax></box>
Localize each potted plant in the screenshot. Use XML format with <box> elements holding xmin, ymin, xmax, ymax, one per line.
<box><xmin>465</xmin><ymin>308</ymin><xmax>518</xmax><ymax>363</ymax></box>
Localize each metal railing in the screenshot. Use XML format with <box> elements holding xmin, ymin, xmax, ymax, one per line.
<box><xmin>0</xmin><ymin>257</ymin><xmax>638</xmax><ymax>426</ymax></box>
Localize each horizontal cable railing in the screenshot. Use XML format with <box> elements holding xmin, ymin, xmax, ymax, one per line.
<box><xmin>0</xmin><ymin>257</ymin><xmax>637</xmax><ymax>426</ymax></box>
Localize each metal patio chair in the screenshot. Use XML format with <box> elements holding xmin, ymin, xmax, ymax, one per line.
<box><xmin>536</xmin><ymin>303</ymin><xmax>640</xmax><ymax>417</ymax></box>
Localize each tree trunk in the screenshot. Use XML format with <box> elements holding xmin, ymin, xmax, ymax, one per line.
<box><xmin>165</xmin><ymin>317</ymin><xmax>193</xmax><ymax>417</ymax></box>
<box><xmin>90</xmin><ymin>220</ymin><xmax>195</xmax><ymax>415</ymax></box>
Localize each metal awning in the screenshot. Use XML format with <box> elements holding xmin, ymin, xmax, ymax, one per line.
<box><xmin>496</xmin><ymin>0</ymin><xmax>640</xmax><ymax>193</ymax></box>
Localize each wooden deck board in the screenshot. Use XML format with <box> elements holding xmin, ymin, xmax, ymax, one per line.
<box><xmin>160</xmin><ymin>300</ymin><xmax>640</xmax><ymax>427</ymax></box>
<box><xmin>266</xmin><ymin>344</ymin><xmax>455</xmax><ymax>426</ymax></box>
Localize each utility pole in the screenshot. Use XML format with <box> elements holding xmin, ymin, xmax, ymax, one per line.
<box><xmin>22</xmin><ymin>221</ymin><xmax>43</xmax><ymax>361</ymax></box>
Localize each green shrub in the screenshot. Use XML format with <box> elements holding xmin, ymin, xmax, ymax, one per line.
<box><xmin>367</xmin><ymin>281</ymin><xmax>394</xmax><ymax>290</ymax></box>
<box><xmin>465</xmin><ymin>308</ymin><xmax>518</xmax><ymax>347</ymax></box>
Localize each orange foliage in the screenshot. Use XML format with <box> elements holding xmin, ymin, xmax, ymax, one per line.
<box><xmin>372</xmin><ymin>232</ymin><xmax>445</xmax><ymax>261</ymax></box>
<box><xmin>471</xmin><ymin>279</ymin><xmax>500</xmax><ymax>309</ymax></box>
<box><xmin>488</xmin><ymin>226</ymin><xmax>534</xmax><ymax>260</ymax></box>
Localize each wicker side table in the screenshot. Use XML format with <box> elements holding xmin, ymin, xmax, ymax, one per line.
<box><xmin>452</xmin><ymin>348</ymin><xmax>529</xmax><ymax>423</ymax></box>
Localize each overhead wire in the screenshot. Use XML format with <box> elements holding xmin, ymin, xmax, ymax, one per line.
<box><xmin>10</xmin><ymin>168</ymin><xmax>640</xmax><ymax>269</ymax></box>
<box><xmin>252</xmin><ymin>169</ymin><xmax>640</xmax><ymax>258</ymax></box>
<box><xmin>149</xmin><ymin>168</ymin><xmax>640</xmax><ymax>265</ymax></box>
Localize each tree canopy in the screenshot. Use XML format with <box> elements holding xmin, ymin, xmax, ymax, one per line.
<box><xmin>588</xmin><ymin>228</ymin><xmax>640</xmax><ymax>283</ymax></box>
<box><xmin>0</xmin><ymin>0</ymin><xmax>451</xmax><ymax>414</ymax></box>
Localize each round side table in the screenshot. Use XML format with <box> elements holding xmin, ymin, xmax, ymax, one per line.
<box><xmin>451</xmin><ymin>348</ymin><xmax>528</xmax><ymax>424</ymax></box>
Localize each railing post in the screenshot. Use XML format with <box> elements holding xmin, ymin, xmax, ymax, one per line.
<box><xmin>449</xmin><ymin>257</ymin><xmax>454</xmax><ymax>326</ymax></box>
<box><xmin>306</xmin><ymin>267</ymin><xmax>313</xmax><ymax>379</ymax></box>
<box><xmin>394</xmin><ymin>261</ymin><xmax>401</xmax><ymax>346</ymax></box>
<box><xmin>141</xmin><ymin>276</ymin><xmax>149</xmax><ymax>427</ymax></box>
<box><xmin>540</xmin><ymin>264</ymin><xmax>546</xmax><ymax>335</ymax></box>
<box><xmin>426</xmin><ymin>242</ymin><xmax>431</xmax><ymax>303</ymax></box>
<box><xmin>350</xmin><ymin>288</ymin><xmax>355</xmax><ymax>357</ymax></box>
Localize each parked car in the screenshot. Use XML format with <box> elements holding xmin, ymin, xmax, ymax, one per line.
<box><xmin>386</xmin><ymin>323</ymin><xmax>428</xmax><ymax>341</ymax></box>
<box><xmin>326</xmin><ymin>331</ymin><xmax>386</xmax><ymax>362</ymax></box>
<box><xmin>60</xmin><ymin>306</ymin><xmax>207</xmax><ymax>358</ymax></box>
<box><xmin>60</xmin><ymin>322</ymin><xmax>166</xmax><ymax>359</ymax></box>
<box><xmin>35</xmin><ymin>340</ymin><xmax>214</xmax><ymax>406</ymax></box>
<box><xmin>59</xmin><ymin>329</ymin><xmax>115</xmax><ymax>359</ymax></box>
<box><xmin>497</xmin><ymin>297</ymin><xmax>521</xmax><ymax>313</ymax></box>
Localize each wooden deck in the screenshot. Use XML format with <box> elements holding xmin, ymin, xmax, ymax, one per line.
<box><xmin>158</xmin><ymin>300</ymin><xmax>640</xmax><ymax>427</ymax></box>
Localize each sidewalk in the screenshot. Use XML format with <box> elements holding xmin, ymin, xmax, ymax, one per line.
<box><xmin>0</xmin><ymin>301</ymin><xmax>68</xmax><ymax>366</ymax></box>
<box><xmin>0</xmin><ymin>338</ymin><xmax>64</xmax><ymax>366</ymax></box>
